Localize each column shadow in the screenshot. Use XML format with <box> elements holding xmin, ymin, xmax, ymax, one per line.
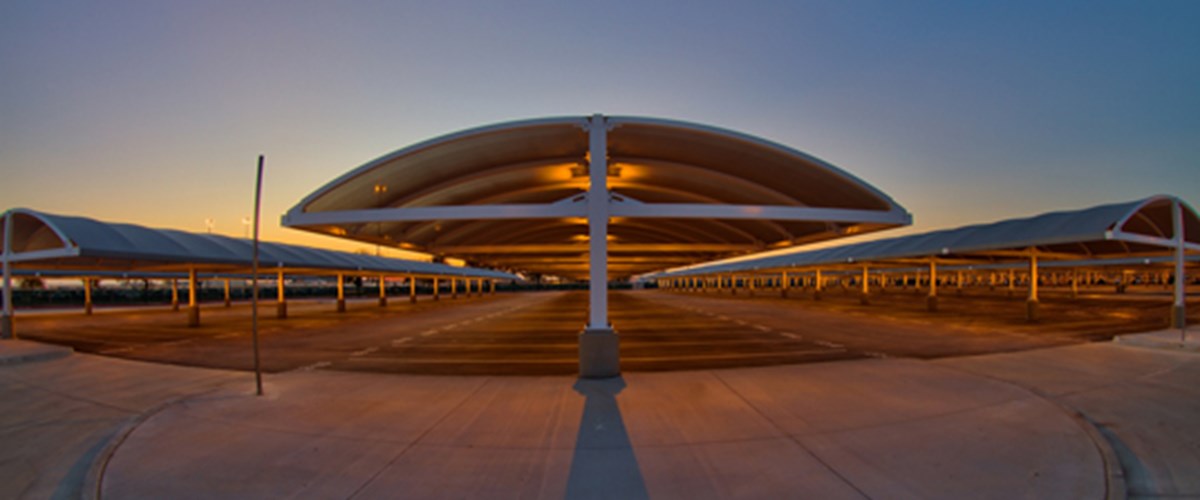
<box><xmin>565</xmin><ymin>376</ymin><xmax>649</xmax><ymax>500</ymax></box>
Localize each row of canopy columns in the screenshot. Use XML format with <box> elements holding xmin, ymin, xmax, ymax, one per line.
<box><xmin>0</xmin><ymin>271</ymin><xmax>498</xmax><ymax>336</ymax></box>
<box><xmin>658</xmin><ymin>255</ymin><xmax>1188</xmax><ymax>325</ymax></box>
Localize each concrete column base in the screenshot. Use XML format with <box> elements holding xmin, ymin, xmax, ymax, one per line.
<box><xmin>1</xmin><ymin>315</ymin><xmax>14</xmax><ymax>339</ymax></box>
<box><xmin>926</xmin><ymin>295</ymin><xmax>938</xmax><ymax>312</ymax></box>
<box><xmin>224</xmin><ymin>299</ymin><xmax>231</xmax><ymax>308</ymax></box>
<box><xmin>85</xmin><ymin>304</ymin><xmax>93</xmax><ymax>315</ymax></box>
<box><xmin>276</xmin><ymin>302</ymin><xmax>288</xmax><ymax>319</ymax></box>
<box><xmin>579</xmin><ymin>328</ymin><xmax>620</xmax><ymax>379</ymax></box>
<box><xmin>1026</xmin><ymin>300</ymin><xmax>1040</xmax><ymax>322</ymax></box>
<box><xmin>379</xmin><ymin>297</ymin><xmax>388</xmax><ymax>308</ymax></box>
<box><xmin>859</xmin><ymin>293</ymin><xmax>870</xmax><ymax>306</ymax></box>
<box><xmin>337</xmin><ymin>299</ymin><xmax>346</xmax><ymax>313</ymax></box>
<box><xmin>187</xmin><ymin>306</ymin><xmax>200</xmax><ymax>327</ymax></box>
<box><xmin>410</xmin><ymin>295</ymin><xmax>417</xmax><ymax>304</ymax></box>
<box><xmin>1171</xmin><ymin>305</ymin><xmax>1186</xmax><ymax>329</ymax></box>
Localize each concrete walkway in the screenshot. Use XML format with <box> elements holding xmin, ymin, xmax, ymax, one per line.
<box><xmin>1</xmin><ymin>331</ymin><xmax>1197</xmax><ymax>499</ymax></box>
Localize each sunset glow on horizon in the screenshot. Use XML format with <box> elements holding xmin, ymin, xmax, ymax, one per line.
<box><xmin>3</xmin><ymin>1</ymin><xmax>1197</xmax><ymax>262</ymax></box>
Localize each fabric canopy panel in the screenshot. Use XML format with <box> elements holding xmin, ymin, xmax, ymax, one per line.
<box><xmin>284</xmin><ymin>115</ymin><xmax>912</xmax><ymax>279</ymax></box>
<box><xmin>0</xmin><ymin>209</ymin><xmax>516</xmax><ymax>280</ymax></box>
<box><xmin>646</xmin><ymin>195</ymin><xmax>1200</xmax><ymax>278</ymax></box>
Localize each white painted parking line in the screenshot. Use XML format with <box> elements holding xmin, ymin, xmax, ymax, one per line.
<box><xmin>813</xmin><ymin>340</ymin><xmax>844</xmax><ymax>349</ymax></box>
<box><xmin>779</xmin><ymin>332</ymin><xmax>801</xmax><ymax>339</ymax></box>
<box><xmin>392</xmin><ymin>338</ymin><xmax>412</xmax><ymax>345</ymax></box>
<box><xmin>350</xmin><ymin>347</ymin><xmax>380</xmax><ymax>357</ymax></box>
<box><xmin>295</xmin><ymin>361</ymin><xmax>332</xmax><ymax>372</ymax></box>
<box><xmin>420</xmin><ymin>329</ymin><xmax>440</xmax><ymax>337</ymax></box>
<box><xmin>753</xmin><ymin>325</ymin><xmax>772</xmax><ymax>332</ymax></box>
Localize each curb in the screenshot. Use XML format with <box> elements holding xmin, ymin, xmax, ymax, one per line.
<box><xmin>83</xmin><ymin>385</ymin><xmax>233</xmax><ymax>500</ymax></box>
<box><xmin>1045</xmin><ymin>401</ymin><xmax>1128</xmax><ymax>500</ymax></box>
<box><xmin>0</xmin><ymin>344</ymin><xmax>74</xmax><ymax>366</ymax></box>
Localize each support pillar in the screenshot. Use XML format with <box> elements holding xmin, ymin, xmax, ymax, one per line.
<box><xmin>1027</xmin><ymin>252</ymin><xmax>1040</xmax><ymax>322</ymax></box>
<box><xmin>336</xmin><ymin>273</ymin><xmax>346</xmax><ymax>312</ymax></box>
<box><xmin>579</xmin><ymin>113</ymin><xmax>619</xmax><ymax>378</ymax></box>
<box><xmin>187</xmin><ymin>267</ymin><xmax>200</xmax><ymax>327</ymax></box>
<box><xmin>1007</xmin><ymin>269</ymin><xmax>1015</xmax><ymax>297</ymax></box>
<box><xmin>813</xmin><ymin>269</ymin><xmax>823</xmax><ymax>301</ymax></box>
<box><xmin>451</xmin><ymin>278</ymin><xmax>458</xmax><ymax>299</ymax></box>
<box><xmin>780</xmin><ymin>271</ymin><xmax>790</xmax><ymax>298</ymax></box>
<box><xmin>729</xmin><ymin>275</ymin><xmax>737</xmax><ymax>295</ymax></box>
<box><xmin>748</xmin><ymin>276</ymin><xmax>756</xmax><ymax>297</ymax></box>
<box><xmin>171</xmin><ymin>279</ymin><xmax>180</xmax><ymax>311</ymax></box>
<box><xmin>927</xmin><ymin>260</ymin><xmax>938</xmax><ymax>312</ymax></box>
<box><xmin>1</xmin><ymin>211</ymin><xmax>13</xmax><ymax>339</ymax></box>
<box><xmin>378</xmin><ymin>275</ymin><xmax>388</xmax><ymax>307</ymax></box>
<box><xmin>276</xmin><ymin>270</ymin><xmax>287</xmax><ymax>319</ymax></box>
<box><xmin>860</xmin><ymin>266</ymin><xmax>870</xmax><ymax>305</ymax></box>
<box><xmin>409</xmin><ymin>275</ymin><xmax>418</xmax><ymax>303</ymax></box>
<box><xmin>1172</xmin><ymin>200</ymin><xmax>1187</xmax><ymax>330</ymax></box>
<box><xmin>224</xmin><ymin>278</ymin><xmax>232</xmax><ymax>307</ymax></box>
<box><xmin>1071</xmin><ymin>271</ymin><xmax>1079</xmax><ymax>299</ymax></box>
<box><xmin>956</xmin><ymin>270</ymin><xmax>963</xmax><ymax>296</ymax></box>
<box><xmin>433</xmin><ymin>277</ymin><xmax>440</xmax><ymax>301</ymax></box>
<box><xmin>84</xmin><ymin>277</ymin><xmax>94</xmax><ymax>315</ymax></box>
<box><xmin>490</xmin><ymin>279</ymin><xmax>496</xmax><ymax>295</ymax></box>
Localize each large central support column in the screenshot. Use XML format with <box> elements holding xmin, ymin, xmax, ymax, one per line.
<box><xmin>1172</xmin><ymin>200</ymin><xmax>1187</xmax><ymax>330</ymax></box>
<box><xmin>813</xmin><ymin>269</ymin><xmax>823</xmax><ymax>300</ymax></box>
<box><xmin>378</xmin><ymin>275</ymin><xmax>388</xmax><ymax>307</ymax></box>
<box><xmin>224</xmin><ymin>278</ymin><xmax>232</xmax><ymax>307</ymax></box>
<box><xmin>781</xmin><ymin>271</ymin><xmax>790</xmax><ymax>298</ymax></box>
<box><xmin>580</xmin><ymin>113</ymin><xmax>619</xmax><ymax>378</ymax></box>
<box><xmin>409</xmin><ymin>275</ymin><xmax>418</xmax><ymax>303</ymax></box>
<box><xmin>1</xmin><ymin>211</ymin><xmax>12</xmax><ymax>339</ymax></box>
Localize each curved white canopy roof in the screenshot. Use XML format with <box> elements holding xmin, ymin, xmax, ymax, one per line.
<box><xmin>285</xmin><ymin>115</ymin><xmax>911</xmax><ymax>278</ymax></box>
<box><xmin>648</xmin><ymin>195</ymin><xmax>1200</xmax><ymax>278</ymax></box>
<box><xmin>0</xmin><ymin>209</ymin><xmax>516</xmax><ymax>280</ymax></box>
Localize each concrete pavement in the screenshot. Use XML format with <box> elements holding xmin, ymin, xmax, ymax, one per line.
<box><xmin>3</xmin><ymin>334</ymin><xmax>1197</xmax><ymax>499</ymax></box>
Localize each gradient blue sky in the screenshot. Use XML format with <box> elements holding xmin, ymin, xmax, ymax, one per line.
<box><xmin>2</xmin><ymin>0</ymin><xmax>1198</xmax><ymax>256</ymax></box>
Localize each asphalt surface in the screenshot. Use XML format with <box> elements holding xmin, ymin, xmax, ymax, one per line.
<box><xmin>11</xmin><ymin>288</ymin><xmax>1196</xmax><ymax>376</ymax></box>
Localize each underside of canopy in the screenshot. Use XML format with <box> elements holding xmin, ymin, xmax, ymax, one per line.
<box><xmin>285</xmin><ymin>115</ymin><xmax>911</xmax><ymax>279</ymax></box>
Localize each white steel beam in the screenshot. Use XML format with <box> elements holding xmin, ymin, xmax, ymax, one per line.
<box><xmin>588</xmin><ymin>116</ymin><xmax>609</xmax><ymax>329</ymax></box>
<box><xmin>2</xmin><ymin>211</ymin><xmax>12</xmax><ymax>339</ymax></box>
<box><xmin>1174</xmin><ymin>200</ymin><xmax>1187</xmax><ymax>331</ymax></box>
<box><xmin>609</xmin><ymin>201</ymin><xmax>911</xmax><ymax>225</ymax></box>
<box><xmin>282</xmin><ymin>200</ymin><xmax>587</xmax><ymax>226</ymax></box>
